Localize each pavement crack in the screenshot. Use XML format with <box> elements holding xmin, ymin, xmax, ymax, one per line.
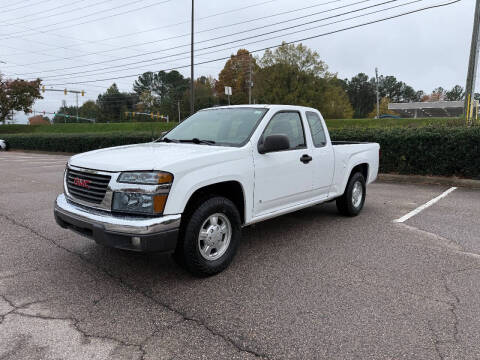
<box><xmin>426</xmin><ymin>273</ymin><xmax>464</xmax><ymax>360</ymax></box>
<box><xmin>442</xmin><ymin>276</ymin><xmax>460</xmax><ymax>345</ymax></box>
<box><xmin>427</xmin><ymin>320</ymin><xmax>444</xmax><ymax>360</ymax></box>
<box><xmin>0</xmin><ymin>213</ymin><xmax>271</xmax><ymax>359</ymax></box>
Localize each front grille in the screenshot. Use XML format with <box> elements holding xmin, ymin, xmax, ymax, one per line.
<box><xmin>66</xmin><ymin>168</ymin><xmax>111</xmax><ymax>204</ymax></box>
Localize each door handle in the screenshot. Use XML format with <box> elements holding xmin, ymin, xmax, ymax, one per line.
<box><xmin>300</xmin><ymin>154</ymin><xmax>312</xmax><ymax>164</ymax></box>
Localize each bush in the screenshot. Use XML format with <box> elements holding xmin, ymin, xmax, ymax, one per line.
<box><xmin>2</xmin><ymin>127</ymin><xmax>479</xmax><ymax>178</ymax></box>
<box><xmin>1</xmin><ymin>133</ymin><xmax>153</xmax><ymax>153</ymax></box>
<box><xmin>330</xmin><ymin>127</ymin><xmax>480</xmax><ymax>178</ymax></box>
<box><xmin>0</xmin><ymin>122</ymin><xmax>177</xmax><ymax>134</ymax></box>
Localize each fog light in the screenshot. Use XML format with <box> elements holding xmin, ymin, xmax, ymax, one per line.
<box><xmin>131</xmin><ymin>236</ymin><xmax>141</xmax><ymax>248</ymax></box>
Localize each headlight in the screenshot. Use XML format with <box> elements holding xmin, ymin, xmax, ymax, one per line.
<box><xmin>117</xmin><ymin>171</ymin><xmax>173</xmax><ymax>185</ymax></box>
<box><xmin>112</xmin><ymin>192</ymin><xmax>168</xmax><ymax>215</ymax></box>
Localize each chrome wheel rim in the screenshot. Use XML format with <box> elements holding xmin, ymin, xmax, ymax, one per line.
<box><xmin>352</xmin><ymin>181</ymin><xmax>363</xmax><ymax>208</ymax></box>
<box><xmin>198</xmin><ymin>213</ymin><xmax>232</xmax><ymax>261</ymax></box>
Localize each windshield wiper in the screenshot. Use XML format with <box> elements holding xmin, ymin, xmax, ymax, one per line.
<box><xmin>179</xmin><ymin>138</ymin><xmax>216</xmax><ymax>145</ymax></box>
<box><xmin>160</xmin><ymin>137</ymin><xmax>179</xmax><ymax>143</ymax></box>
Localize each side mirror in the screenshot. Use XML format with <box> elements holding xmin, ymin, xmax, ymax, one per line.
<box><xmin>258</xmin><ymin>134</ymin><xmax>290</xmax><ymax>154</ymax></box>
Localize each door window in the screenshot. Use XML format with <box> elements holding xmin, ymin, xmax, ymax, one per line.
<box><xmin>306</xmin><ymin>111</ymin><xmax>327</xmax><ymax>147</ymax></box>
<box><xmin>262</xmin><ymin>112</ymin><xmax>306</xmax><ymax>150</ymax></box>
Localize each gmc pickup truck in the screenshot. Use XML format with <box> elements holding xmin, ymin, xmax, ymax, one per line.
<box><xmin>54</xmin><ymin>105</ymin><xmax>379</xmax><ymax>276</ymax></box>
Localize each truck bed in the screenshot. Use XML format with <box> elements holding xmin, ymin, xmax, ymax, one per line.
<box><xmin>331</xmin><ymin>141</ymin><xmax>375</xmax><ymax>145</ymax></box>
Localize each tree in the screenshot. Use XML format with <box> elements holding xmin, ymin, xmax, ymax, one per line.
<box><xmin>367</xmin><ymin>97</ymin><xmax>398</xmax><ymax>118</ymax></box>
<box><xmin>215</xmin><ymin>49</ymin><xmax>255</xmax><ymax>105</ymax></box>
<box><xmin>415</xmin><ymin>90</ymin><xmax>425</xmax><ymax>102</ymax></box>
<box><xmin>260</xmin><ymin>42</ymin><xmax>329</xmax><ymax>76</ymax></box>
<box><xmin>445</xmin><ymin>85</ymin><xmax>464</xmax><ymax>101</ymax></box>
<box><xmin>254</xmin><ymin>43</ymin><xmax>352</xmax><ymax>119</ymax></box>
<box><xmin>319</xmin><ymin>80</ymin><xmax>354</xmax><ymax>119</ymax></box>
<box><xmin>133</xmin><ymin>70</ymin><xmax>189</xmax><ymax>120</ymax></box>
<box><xmin>52</xmin><ymin>105</ymin><xmax>77</xmax><ymax>123</ymax></box>
<box><xmin>0</xmin><ymin>74</ymin><xmax>42</xmax><ymax>124</ymax></box>
<box><xmin>79</xmin><ymin>100</ymin><xmax>99</xmax><ymax>120</ymax></box>
<box><xmin>97</xmin><ymin>84</ymin><xmax>138</xmax><ymax>122</ymax></box>
<box><xmin>133</xmin><ymin>71</ymin><xmax>188</xmax><ymax>104</ymax></box>
<box><xmin>430</xmin><ymin>87</ymin><xmax>446</xmax><ymax>101</ymax></box>
<box><xmin>181</xmin><ymin>76</ymin><xmax>217</xmax><ymax>120</ymax></box>
<box><xmin>345</xmin><ymin>73</ymin><xmax>376</xmax><ymax>118</ymax></box>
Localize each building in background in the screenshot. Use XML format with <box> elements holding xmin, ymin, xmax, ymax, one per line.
<box><xmin>28</xmin><ymin>115</ymin><xmax>50</xmax><ymax>125</ymax></box>
<box><xmin>388</xmin><ymin>101</ymin><xmax>465</xmax><ymax>118</ymax></box>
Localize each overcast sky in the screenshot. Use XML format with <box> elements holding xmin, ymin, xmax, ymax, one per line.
<box><xmin>0</xmin><ymin>0</ymin><xmax>473</xmax><ymax>124</ymax></box>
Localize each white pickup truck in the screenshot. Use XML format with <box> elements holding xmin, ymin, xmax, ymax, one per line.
<box><xmin>55</xmin><ymin>105</ymin><xmax>379</xmax><ymax>276</ymax></box>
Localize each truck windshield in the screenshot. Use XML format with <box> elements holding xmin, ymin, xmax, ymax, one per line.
<box><xmin>163</xmin><ymin>107</ymin><xmax>268</xmax><ymax>147</ymax></box>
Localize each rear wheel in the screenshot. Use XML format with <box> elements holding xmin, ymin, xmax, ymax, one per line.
<box><xmin>176</xmin><ymin>196</ymin><xmax>241</xmax><ymax>276</ymax></box>
<box><xmin>336</xmin><ymin>172</ymin><xmax>366</xmax><ymax>217</ymax></box>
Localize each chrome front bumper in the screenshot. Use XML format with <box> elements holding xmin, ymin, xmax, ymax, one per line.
<box><xmin>54</xmin><ymin>194</ymin><xmax>181</xmax><ymax>252</ymax></box>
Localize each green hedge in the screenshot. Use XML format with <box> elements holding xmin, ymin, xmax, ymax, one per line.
<box><xmin>1</xmin><ymin>133</ymin><xmax>153</xmax><ymax>153</ymax></box>
<box><xmin>0</xmin><ymin>122</ymin><xmax>177</xmax><ymax>134</ymax></box>
<box><xmin>2</xmin><ymin>127</ymin><xmax>479</xmax><ymax>178</ymax></box>
<box><xmin>331</xmin><ymin>127</ymin><xmax>480</xmax><ymax>178</ymax></box>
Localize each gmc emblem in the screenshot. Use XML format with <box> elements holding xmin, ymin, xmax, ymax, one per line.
<box><xmin>74</xmin><ymin>177</ymin><xmax>91</xmax><ymax>189</ymax></box>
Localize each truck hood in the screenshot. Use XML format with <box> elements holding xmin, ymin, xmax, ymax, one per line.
<box><xmin>68</xmin><ymin>142</ymin><xmax>241</xmax><ymax>172</ymax></box>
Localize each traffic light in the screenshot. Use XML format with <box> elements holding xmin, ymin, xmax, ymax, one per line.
<box><xmin>81</xmin><ymin>90</ymin><xmax>85</xmax><ymax>96</ymax></box>
<box><xmin>64</xmin><ymin>88</ymin><xmax>67</xmax><ymax>95</ymax></box>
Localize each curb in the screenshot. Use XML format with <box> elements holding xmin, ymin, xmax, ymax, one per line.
<box><xmin>378</xmin><ymin>174</ymin><xmax>480</xmax><ymax>189</ymax></box>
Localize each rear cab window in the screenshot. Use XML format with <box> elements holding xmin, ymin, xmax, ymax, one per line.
<box><xmin>305</xmin><ymin>111</ymin><xmax>327</xmax><ymax>148</ymax></box>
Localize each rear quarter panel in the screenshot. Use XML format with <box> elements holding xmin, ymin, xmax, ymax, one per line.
<box><xmin>330</xmin><ymin>143</ymin><xmax>380</xmax><ymax>197</ymax></box>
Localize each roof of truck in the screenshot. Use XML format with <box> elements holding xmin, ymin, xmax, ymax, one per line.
<box><xmin>200</xmin><ymin>104</ymin><xmax>320</xmax><ymax>112</ymax></box>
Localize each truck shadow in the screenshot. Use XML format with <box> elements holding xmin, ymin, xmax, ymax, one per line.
<box><xmin>80</xmin><ymin>202</ymin><xmax>344</xmax><ymax>282</ymax></box>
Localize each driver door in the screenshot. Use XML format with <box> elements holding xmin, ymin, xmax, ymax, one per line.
<box><xmin>253</xmin><ymin>111</ymin><xmax>313</xmax><ymax>217</ymax></box>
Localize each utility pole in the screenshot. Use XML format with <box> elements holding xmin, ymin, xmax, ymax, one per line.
<box><xmin>375</xmin><ymin>67</ymin><xmax>380</xmax><ymax>119</ymax></box>
<box><xmin>248</xmin><ymin>55</ymin><xmax>253</xmax><ymax>104</ymax></box>
<box><xmin>465</xmin><ymin>0</ymin><xmax>480</xmax><ymax>125</ymax></box>
<box><xmin>75</xmin><ymin>93</ymin><xmax>79</xmax><ymax>123</ymax></box>
<box><xmin>190</xmin><ymin>0</ymin><xmax>195</xmax><ymax>115</ymax></box>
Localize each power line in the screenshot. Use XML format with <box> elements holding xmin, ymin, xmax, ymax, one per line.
<box><xmin>0</xmin><ymin>0</ymin><xmax>56</xmax><ymax>15</ymax></box>
<box><xmin>5</xmin><ymin>0</ymin><xmax>343</xmax><ymax>67</ymax></box>
<box><xmin>79</xmin><ymin>0</ymin><xmax>278</xmax><ymax>43</ymax></box>
<box><xmin>0</xmin><ymin>0</ymin><xmax>279</xmax><ymax>71</ymax></box>
<box><xmin>44</xmin><ymin>0</ymin><xmax>461</xmax><ymax>87</ymax></box>
<box><xmin>10</xmin><ymin>0</ymin><xmax>388</xmax><ymax>77</ymax></box>
<box><xmin>0</xmin><ymin>0</ymin><xmax>121</xmax><ymax>26</ymax></box>
<box><xmin>0</xmin><ymin>0</ymin><xmax>172</xmax><ymax>40</ymax></box>
<box><xmin>6</xmin><ymin>0</ymin><xmax>425</xmax><ymax>84</ymax></box>
<box><xmin>29</xmin><ymin>0</ymin><xmax>421</xmax><ymax>80</ymax></box>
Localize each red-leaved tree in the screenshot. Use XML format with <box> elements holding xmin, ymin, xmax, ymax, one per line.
<box><xmin>0</xmin><ymin>73</ymin><xmax>42</xmax><ymax>124</ymax></box>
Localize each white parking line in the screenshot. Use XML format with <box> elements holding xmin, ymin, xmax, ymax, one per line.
<box><xmin>394</xmin><ymin>187</ymin><xmax>457</xmax><ymax>223</ymax></box>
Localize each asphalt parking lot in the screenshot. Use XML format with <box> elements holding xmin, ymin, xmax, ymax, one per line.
<box><xmin>1</xmin><ymin>151</ymin><xmax>480</xmax><ymax>360</ymax></box>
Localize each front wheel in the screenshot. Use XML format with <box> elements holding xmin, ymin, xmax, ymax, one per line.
<box><xmin>336</xmin><ymin>172</ymin><xmax>366</xmax><ymax>217</ymax></box>
<box><xmin>176</xmin><ymin>196</ymin><xmax>241</xmax><ymax>276</ymax></box>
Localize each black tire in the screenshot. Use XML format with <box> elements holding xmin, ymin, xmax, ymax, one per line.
<box><xmin>336</xmin><ymin>172</ymin><xmax>366</xmax><ymax>217</ymax></box>
<box><xmin>176</xmin><ymin>196</ymin><xmax>241</xmax><ymax>277</ymax></box>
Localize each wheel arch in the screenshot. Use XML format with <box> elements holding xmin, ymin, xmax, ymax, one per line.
<box><xmin>182</xmin><ymin>181</ymin><xmax>246</xmax><ymax>225</ymax></box>
<box><xmin>340</xmin><ymin>162</ymin><xmax>369</xmax><ymax>196</ymax></box>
